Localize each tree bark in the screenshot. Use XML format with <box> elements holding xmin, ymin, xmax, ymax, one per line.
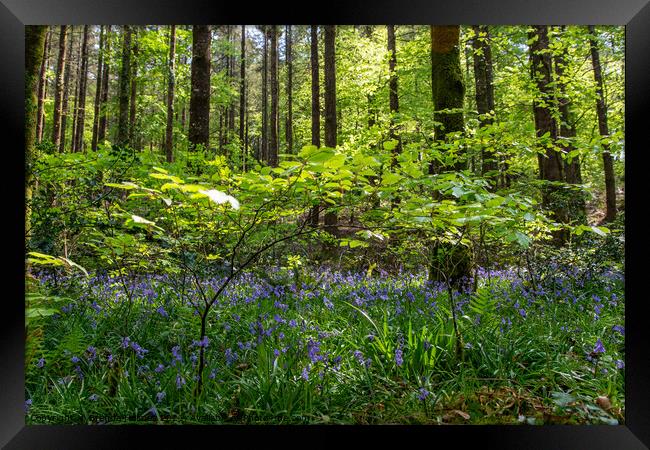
<box><xmin>529</xmin><ymin>25</ymin><xmax>567</xmax><ymax>244</ymax></box>
<box><xmin>165</xmin><ymin>25</ymin><xmax>176</xmax><ymax>163</ymax></box>
<box><xmin>73</xmin><ymin>25</ymin><xmax>89</xmax><ymax>152</ymax></box>
<box><xmin>269</xmin><ymin>25</ymin><xmax>279</xmax><ymax>167</ymax></box>
<box><xmin>554</xmin><ymin>26</ymin><xmax>586</xmax><ymax>223</ymax></box>
<box><xmin>117</xmin><ymin>25</ymin><xmax>132</xmax><ymax>147</ymax></box>
<box><xmin>430</xmin><ymin>26</ymin><xmax>465</xmax><ymax>173</ymax></box>
<box><xmin>239</xmin><ymin>25</ymin><xmax>246</xmax><ymax>149</ymax></box>
<box><xmin>387</xmin><ymin>25</ymin><xmax>402</xmax><ymax>165</ymax></box>
<box><xmin>36</xmin><ymin>28</ymin><xmax>51</xmax><ymax>143</ymax></box>
<box><xmin>25</xmin><ymin>25</ymin><xmax>48</xmax><ymax>238</ymax></box>
<box><xmin>309</xmin><ymin>26</ymin><xmax>321</xmax><ymax>226</ymax></box>
<box><xmin>59</xmin><ymin>27</ymin><xmax>75</xmax><ymax>153</ymax></box>
<box><xmin>52</xmin><ymin>26</ymin><xmax>69</xmax><ymax>150</ymax></box>
<box><xmin>71</xmin><ymin>35</ymin><xmax>82</xmax><ymax>152</ymax></box>
<box><xmin>588</xmin><ymin>25</ymin><xmax>617</xmax><ymax>223</ymax></box>
<box><xmin>286</xmin><ymin>25</ymin><xmax>293</xmax><ymax>153</ymax></box>
<box><xmin>91</xmin><ymin>26</ymin><xmax>105</xmax><ymax>150</ymax></box>
<box><xmin>471</xmin><ymin>25</ymin><xmax>498</xmax><ymax>184</ymax></box>
<box><xmin>261</xmin><ymin>26</ymin><xmax>268</xmax><ymax>163</ymax></box>
<box><xmin>98</xmin><ymin>25</ymin><xmax>111</xmax><ymax>144</ymax></box>
<box><xmin>128</xmin><ymin>28</ymin><xmax>139</xmax><ymax>149</ymax></box>
<box><xmin>323</xmin><ymin>25</ymin><xmax>338</xmax><ymax>231</ymax></box>
<box><xmin>188</xmin><ymin>25</ymin><xmax>211</xmax><ymax>151</ymax></box>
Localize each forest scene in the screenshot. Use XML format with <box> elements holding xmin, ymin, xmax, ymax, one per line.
<box><xmin>24</xmin><ymin>24</ymin><xmax>625</xmax><ymax>425</ymax></box>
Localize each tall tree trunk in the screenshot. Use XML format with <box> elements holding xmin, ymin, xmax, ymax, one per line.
<box><xmin>309</xmin><ymin>25</ymin><xmax>321</xmax><ymax>227</ymax></box>
<box><xmin>188</xmin><ymin>25</ymin><xmax>211</xmax><ymax>151</ymax></box>
<box><xmin>554</xmin><ymin>26</ymin><xmax>586</xmax><ymax>223</ymax></box>
<box><xmin>73</xmin><ymin>25</ymin><xmax>89</xmax><ymax>152</ymax></box>
<box><xmin>36</xmin><ymin>28</ymin><xmax>51</xmax><ymax>143</ymax></box>
<box><xmin>98</xmin><ymin>25</ymin><xmax>111</xmax><ymax>144</ymax></box>
<box><xmin>52</xmin><ymin>26</ymin><xmax>69</xmax><ymax>151</ymax></box>
<box><xmin>128</xmin><ymin>28</ymin><xmax>139</xmax><ymax>149</ymax></box>
<box><xmin>430</xmin><ymin>26</ymin><xmax>465</xmax><ymax>173</ymax></box>
<box><xmin>261</xmin><ymin>26</ymin><xmax>268</xmax><ymax>163</ymax></box>
<box><xmin>529</xmin><ymin>25</ymin><xmax>567</xmax><ymax>244</ymax></box>
<box><xmin>228</xmin><ymin>26</ymin><xmax>236</xmax><ymax>142</ymax></box>
<box><xmin>91</xmin><ymin>26</ymin><xmax>105</xmax><ymax>150</ymax></box>
<box><xmin>165</xmin><ymin>25</ymin><xmax>176</xmax><ymax>163</ymax></box>
<box><xmin>117</xmin><ymin>25</ymin><xmax>132</xmax><ymax>147</ymax></box>
<box><xmin>471</xmin><ymin>25</ymin><xmax>498</xmax><ymax>185</ymax></box>
<box><xmin>26</xmin><ymin>26</ymin><xmax>48</xmax><ymax>240</ymax></box>
<box><xmin>269</xmin><ymin>25</ymin><xmax>279</xmax><ymax>167</ymax></box>
<box><xmin>387</xmin><ymin>25</ymin><xmax>402</xmax><ymax>164</ymax></box>
<box><xmin>59</xmin><ymin>27</ymin><xmax>75</xmax><ymax>153</ymax></box>
<box><xmin>588</xmin><ymin>25</ymin><xmax>617</xmax><ymax>223</ymax></box>
<box><xmin>285</xmin><ymin>25</ymin><xmax>293</xmax><ymax>153</ymax></box>
<box><xmin>71</xmin><ymin>35</ymin><xmax>82</xmax><ymax>152</ymax></box>
<box><xmin>323</xmin><ymin>25</ymin><xmax>338</xmax><ymax>231</ymax></box>
<box><xmin>239</xmin><ymin>25</ymin><xmax>246</xmax><ymax>149</ymax></box>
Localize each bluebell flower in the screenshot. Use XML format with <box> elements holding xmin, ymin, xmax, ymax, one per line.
<box><xmin>615</xmin><ymin>360</ymin><xmax>625</xmax><ymax>369</ymax></box>
<box><xmin>71</xmin><ymin>356</ymin><xmax>80</xmax><ymax>364</ymax></box>
<box><xmin>36</xmin><ymin>358</ymin><xmax>45</xmax><ymax>368</ymax></box>
<box><xmin>156</xmin><ymin>392</ymin><xmax>166</xmax><ymax>403</ymax></box>
<box><xmin>395</xmin><ymin>348</ymin><xmax>403</xmax><ymax>367</ymax></box>
<box><xmin>121</xmin><ymin>337</ymin><xmax>131</xmax><ymax>349</ymax></box>
<box><xmin>171</xmin><ymin>345</ymin><xmax>182</xmax><ymax>365</ymax></box>
<box><xmin>24</xmin><ymin>399</ymin><xmax>32</xmax><ymax>413</ymax></box>
<box><xmin>86</xmin><ymin>346</ymin><xmax>97</xmax><ymax>362</ymax></box>
<box><xmin>612</xmin><ymin>325</ymin><xmax>625</xmax><ymax>336</ymax></box>
<box><xmin>301</xmin><ymin>366</ymin><xmax>310</xmax><ymax>381</ymax></box>
<box><xmin>593</xmin><ymin>339</ymin><xmax>606</xmax><ymax>354</ymax></box>
<box><xmin>176</xmin><ymin>374</ymin><xmax>185</xmax><ymax>389</ymax></box>
<box><xmin>156</xmin><ymin>305</ymin><xmax>168</xmax><ymax>317</ymax></box>
<box><xmin>155</xmin><ymin>363</ymin><xmax>165</xmax><ymax>373</ymax></box>
<box><xmin>89</xmin><ymin>394</ymin><xmax>98</xmax><ymax>401</ymax></box>
<box><xmin>418</xmin><ymin>388</ymin><xmax>430</xmax><ymax>401</ymax></box>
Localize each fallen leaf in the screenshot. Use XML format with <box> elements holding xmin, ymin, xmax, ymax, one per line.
<box><xmin>596</xmin><ymin>396</ymin><xmax>611</xmax><ymax>410</ymax></box>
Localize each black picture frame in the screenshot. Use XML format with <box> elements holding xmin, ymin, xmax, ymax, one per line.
<box><xmin>2</xmin><ymin>0</ymin><xmax>648</xmax><ymax>448</ymax></box>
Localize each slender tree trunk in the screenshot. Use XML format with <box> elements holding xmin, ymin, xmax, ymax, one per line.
<box><xmin>36</xmin><ymin>28</ymin><xmax>50</xmax><ymax>143</ymax></box>
<box><xmin>73</xmin><ymin>25</ymin><xmax>89</xmax><ymax>152</ymax></box>
<box><xmin>309</xmin><ymin>25</ymin><xmax>321</xmax><ymax>227</ymax></box>
<box><xmin>269</xmin><ymin>25</ymin><xmax>279</xmax><ymax>167</ymax></box>
<box><xmin>430</xmin><ymin>26</ymin><xmax>465</xmax><ymax>173</ymax></box>
<box><xmin>98</xmin><ymin>25</ymin><xmax>111</xmax><ymax>143</ymax></box>
<box><xmin>261</xmin><ymin>26</ymin><xmax>268</xmax><ymax>163</ymax></box>
<box><xmin>188</xmin><ymin>25</ymin><xmax>211</xmax><ymax>151</ymax></box>
<box><xmin>429</xmin><ymin>26</ymin><xmax>471</xmax><ymax>289</ymax></box>
<box><xmin>117</xmin><ymin>25</ymin><xmax>132</xmax><ymax>147</ymax></box>
<box><xmin>588</xmin><ymin>25</ymin><xmax>617</xmax><ymax>223</ymax></box>
<box><xmin>228</xmin><ymin>26</ymin><xmax>236</xmax><ymax>142</ymax></box>
<box><xmin>165</xmin><ymin>25</ymin><xmax>176</xmax><ymax>163</ymax></box>
<box><xmin>71</xmin><ymin>35</ymin><xmax>82</xmax><ymax>153</ymax></box>
<box><xmin>239</xmin><ymin>25</ymin><xmax>246</xmax><ymax>148</ymax></box>
<box><xmin>529</xmin><ymin>25</ymin><xmax>567</xmax><ymax>244</ymax></box>
<box><xmin>91</xmin><ymin>26</ymin><xmax>105</xmax><ymax>150</ymax></box>
<box><xmin>128</xmin><ymin>28</ymin><xmax>139</xmax><ymax>149</ymax></box>
<box><xmin>59</xmin><ymin>27</ymin><xmax>75</xmax><ymax>153</ymax></box>
<box><xmin>52</xmin><ymin>26</ymin><xmax>69</xmax><ymax>151</ymax></box>
<box><xmin>323</xmin><ymin>25</ymin><xmax>338</xmax><ymax>231</ymax></box>
<box><xmin>471</xmin><ymin>25</ymin><xmax>498</xmax><ymax>185</ymax></box>
<box><xmin>387</xmin><ymin>25</ymin><xmax>402</xmax><ymax>164</ymax></box>
<box><xmin>286</xmin><ymin>25</ymin><xmax>293</xmax><ymax>153</ymax></box>
<box><xmin>26</xmin><ymin>26</ymin><xmax>48</xmax><ymax>239</ymax></box>
<box><xmin>554</xmin><ymin>26</ymin><xmax>586</xmax><ymax>223</ymax></box>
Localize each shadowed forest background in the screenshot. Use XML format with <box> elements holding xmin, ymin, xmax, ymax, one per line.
<box><xmin>24</xmin><ymin>24</ymin><xmax>624</xmax><ymax>425</ymax></box>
